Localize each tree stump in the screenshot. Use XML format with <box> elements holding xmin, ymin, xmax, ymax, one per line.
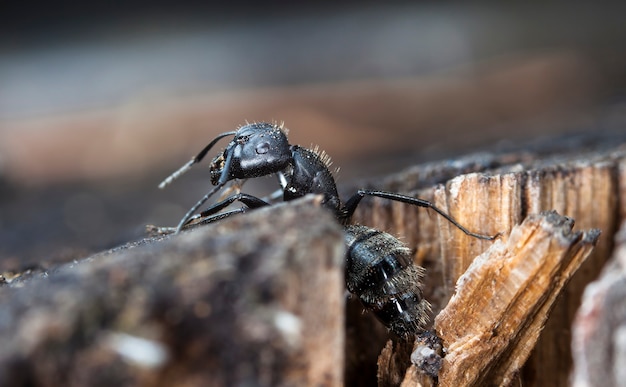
<box><xmin>351</xmin><ymin>133</ymin><xmax>625</xmax><ymax>386</ymax></box>
<box><xmin>1</xmin><ymin>132</ymin><xmax>625</xmax><ymax>386</ymax></box>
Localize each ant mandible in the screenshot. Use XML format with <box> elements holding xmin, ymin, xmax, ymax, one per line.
<box><xmin>158</xmin><ymin>122</ymin><xmax>497</xmax><ymax>338</ymax></box>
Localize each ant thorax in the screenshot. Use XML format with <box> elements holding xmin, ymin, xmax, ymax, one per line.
<box><xmin>284</xmin><ymin>146</ymin><xmax>340</xmax><ymax>214</ymax></box>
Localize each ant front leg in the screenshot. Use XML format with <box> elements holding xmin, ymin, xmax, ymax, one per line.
<box><xmin>175</xmin><ymin>183</ymin><xmax>228</xmax><ymax>233</ymax></box>
<box><xmin>178</xmin><ymin>192</ymin><xmax>269</xmax><ymax>231</ymax></box>
<box><xmin>196</xmin><ymin>193</ymin><xmax>270</xmax><ymax>219</ymax></box>
<box><xmin>150</xmin><ymin>208</ymin><xmax>246</xmax><ymax>235</ymax></box>
<box><xmin>174</xmin><ymin>192</ymin><xmax>271</xmax><ymax>232</ymax></box>
<box><xmin>342</xmin><ymin>189</ymin><xmax>498</xmax><ymax>241</ymax></box>
<box><xmin>184</xmin><ymin>208</ymin><xmax>249</xmax><ymax>229</ymax></box>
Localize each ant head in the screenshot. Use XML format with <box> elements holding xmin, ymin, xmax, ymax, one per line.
<box><xmin>210</xmin><ymin>122</ymin><xmax>292</xmax><ymax>185</ymax></box>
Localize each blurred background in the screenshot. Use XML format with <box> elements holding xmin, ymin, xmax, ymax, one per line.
<box><xmin>1</xmin><ymin>1</ymin><xmax>626</xmax><ymax>267</ymax></box>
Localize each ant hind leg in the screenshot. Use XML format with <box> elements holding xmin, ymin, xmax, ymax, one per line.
<box><xmin>343</xmin><ymin>189</ymin><xmax>498</xmax><ymax>240</ymax></box>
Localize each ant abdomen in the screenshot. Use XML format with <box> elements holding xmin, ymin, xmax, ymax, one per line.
<box><xmin>344</xmin><ymin>225</ymin><xmax>432</xmax><ymax>338</ymax></box>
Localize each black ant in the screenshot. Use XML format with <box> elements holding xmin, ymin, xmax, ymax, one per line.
<box><xmin>157</xmin><ymin>122</ymin><xmax>497</xmax><ymax>339</ymax></box>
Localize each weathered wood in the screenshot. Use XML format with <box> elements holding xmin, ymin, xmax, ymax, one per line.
<box><xmin>521</xmin><ymin>160</ymin><xmax>619</xmax><ymax>386</ymax></box>
<box><xmin>0</xmin><ymin>198</ymin><xmax>345</xmax><ymax>387</ymax></box>
<box><xmin>349</xmin><ymin>140</ymin><xmax>625</xmax><ymax>386</ymax></box>
<box><xmin>434</xmin><ymin>211</ymin><xmax>599</xmax><ymax>386</ymax></box>
<box><xmin>434</xmin><ymin>172</ymin><xmax>523</xmax><ymax>296</ymax></box>
<box><xmin>434</xmin><ymin>160</ymin><xmax>618</xmax><ymax>386</ymax></box>
<box><xmin>571</xmin><ymin>219</ymin><xmax>626</xmax><ymax>387</ymax></box>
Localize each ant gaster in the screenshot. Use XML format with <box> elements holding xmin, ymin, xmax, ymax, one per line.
<box><xmin>158</xmin><ymin>122</ymin><xmax>497</xmax><ymax>339</ymax></box>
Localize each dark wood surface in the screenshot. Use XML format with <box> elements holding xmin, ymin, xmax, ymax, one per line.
<box><xmin>0</xmin><ymin>198</ymin><xmax>345</xmax><ymax>386</ymax></box>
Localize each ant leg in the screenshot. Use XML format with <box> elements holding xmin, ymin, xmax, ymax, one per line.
<box><xmin>184</xmin><ymin>208</ymin><xmax>248</xmax><ymax>228</ymax></box>
<box><xmin>262</xmin><ymin>187</ymin><xmax>284</xmax><ymax>203</ymax></box>
<box><xmin>175</xmin><ymin>192</ymin><xmax>270</xmax><ymax>233</ymax></box>
<box><xmin>277</xmin><ymin>171</ymin><xmax>288</xmax><ymax>190</ymax></box>
<box><xmin>174</xmin><ymin>140</ymin><xmax>244</xmax><ymax>232</ymax></box>
<box><xmin>175</xmin><ymin>183</ymin><xmax>227</xmax><ymax>233</ymax></box>
<box><xmin>343</xmin><ymin>189</ymin><xmax>497</xmax><ymax>241</ymax></box>
<box><xmin>149</xmin><ymin>208</ymin><xmax>246</xmax><ymax>235</ymax></box>
<box><xmin>196</xmin><ymin>193</ymin><xmax>270</xmax><ymax>219</ymax></box>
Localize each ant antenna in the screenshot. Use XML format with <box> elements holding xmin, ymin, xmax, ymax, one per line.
<box><xmin>158</xmin><ymin>131</ymin><xmax>236</xmax><ymax>189</ymax></box>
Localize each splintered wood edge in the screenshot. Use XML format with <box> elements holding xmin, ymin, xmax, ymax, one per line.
<box><xmin>411</xmin><ymin>211</ymin><xmax>600</xmax><ymax>386</ymax></box>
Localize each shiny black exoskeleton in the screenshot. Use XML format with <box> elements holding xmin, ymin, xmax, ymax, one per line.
<box><xmin>158</xmin><ymin>122</ymin><xmax>496</xmax><ymax>338</ymax></box>
<box><xmin>344</xmin><ymin>225</ymin><xmax>431</xmax><ymax>337</ymax></box>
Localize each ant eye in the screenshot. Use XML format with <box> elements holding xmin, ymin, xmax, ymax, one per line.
<box><xmin>236</xmin><ymin>135</ymin><xmax>250</xmax><ymax>144</ymax></box>
<box><xmin>256</xmin><ymin>142</ymin><xmax>270</xmax><ymax>154</ymax></box>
